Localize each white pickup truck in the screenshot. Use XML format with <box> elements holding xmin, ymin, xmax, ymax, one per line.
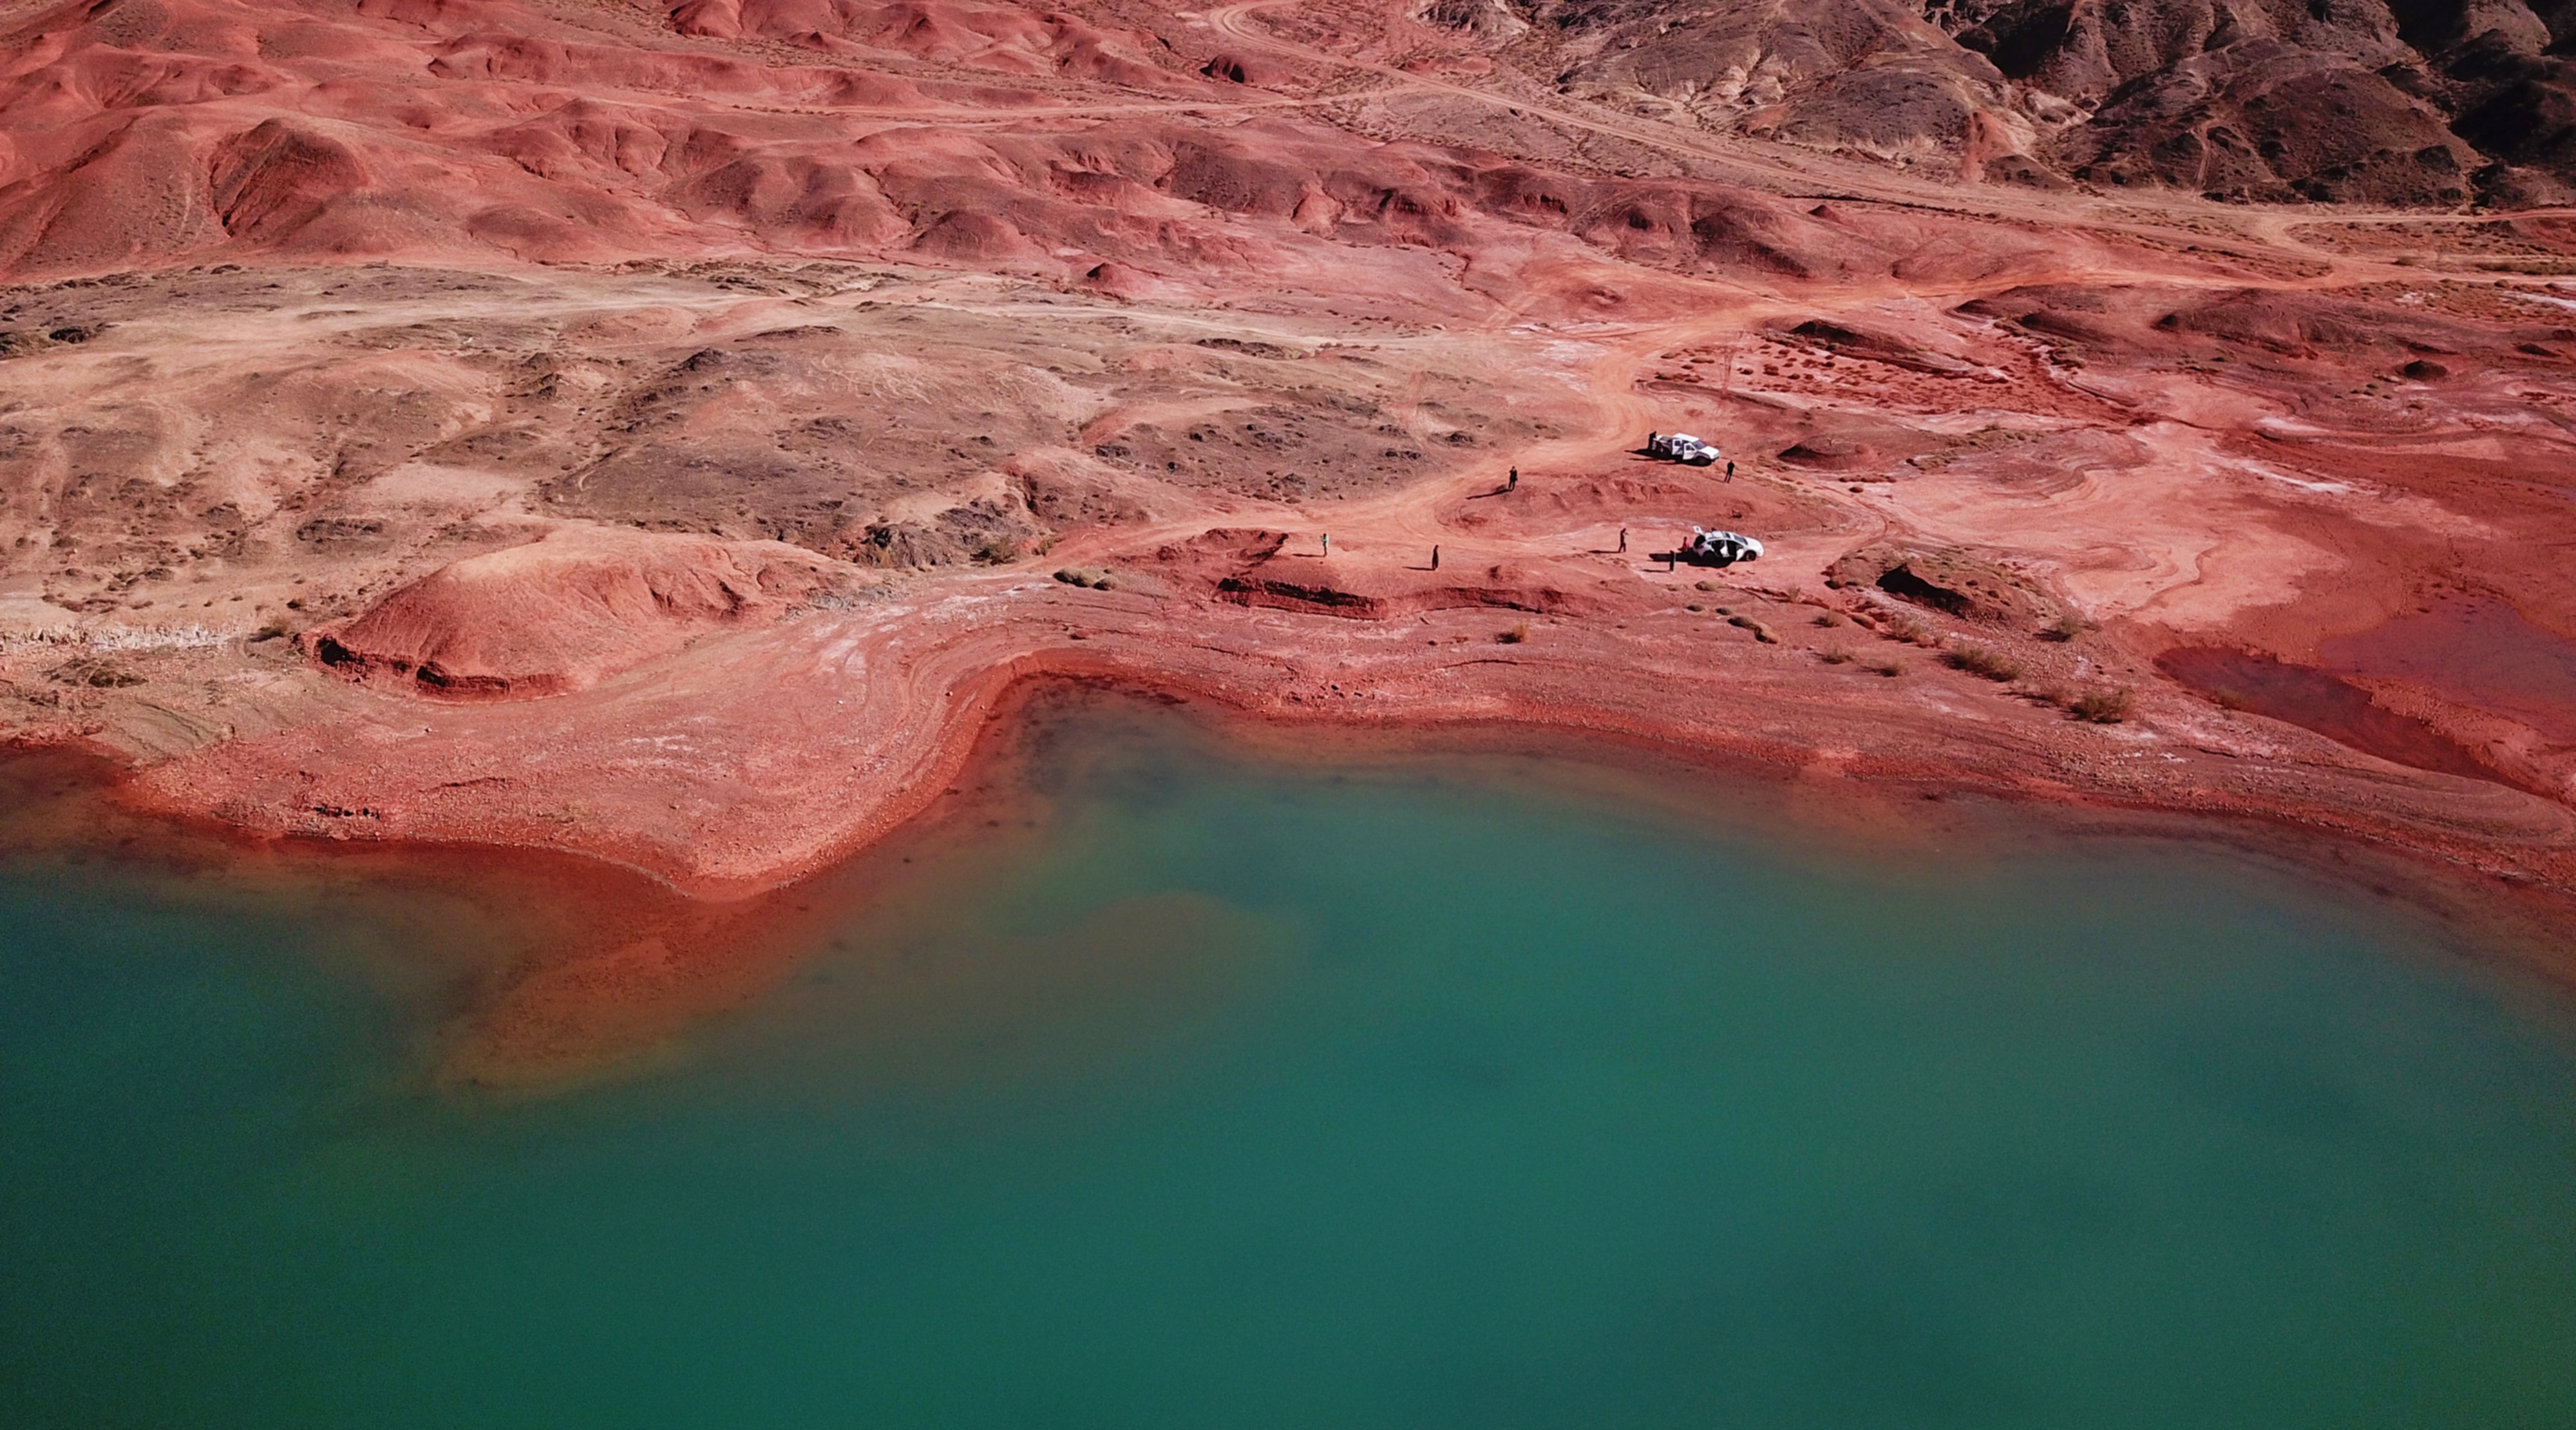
<box><xmin>1647</xmin><ymin>432</ymin><xmax>1721</xmax><ymax>466</ymax></box>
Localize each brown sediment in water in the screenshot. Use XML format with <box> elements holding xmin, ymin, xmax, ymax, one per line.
<box><xmin>0</xmin><ymin>743</ymin><xmax>858</xmax><ymax>1089</ymax></box>
<box><xmin>4</xmin><ymin>685</ymin><xmax>1206</xmax><ymax>1089</ymax></box>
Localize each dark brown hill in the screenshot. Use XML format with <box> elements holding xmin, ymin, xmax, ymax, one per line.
<box><xmin>1507</xmin><ymin>0</ymin><xmax>2576</xmax><ymax>203</ymax></box>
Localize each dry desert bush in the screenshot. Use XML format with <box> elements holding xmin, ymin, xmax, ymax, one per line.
<box><xmin>1944</xmin><ymin>643</ymin><xmax>2023</xmax><ymax>682</ymax></box>
<box><xmin>2070</xmin><ymin>688</ymin><xmax>2135</xmax><ymax>723</ymax></box>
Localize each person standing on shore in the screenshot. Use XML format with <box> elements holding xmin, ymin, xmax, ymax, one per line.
<box><xmin>1508</xmin><ymin>468</ymin><xmax>1518</xmax><ymax>491</ymax></box>
<box><xmin>1431</xmin><ymin>545</ymin><xmax>1440</xmax><ymax>571</ymax></box>
<box><xmin>1618</xmin><ymin>527</ymin><xmax>1627</xmax><ymax>553</ymax></box>
<box><xmin>1321</xmin><ymin>533</ymin><xmax>1329</xmax><ymax>557</ymax></box>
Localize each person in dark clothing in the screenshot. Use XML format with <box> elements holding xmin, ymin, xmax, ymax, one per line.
<box><xmin>1507</xmin><ymin>468</ymin><xmax>1519</xmax><ymax>491</ymax></box>
<box><xmin>1431</xmin><ymin>545</ymin><xmax>1441</xmax><ymax>571</ymax></box>
<box><xmin>1618</xmin><ymin>527</ymin><xmax>1627</xmax><ymax>553</ymax></box>
<box><xmin>1725</xmin><ymin>460</ymin><xmax>1735</xmax><ymax>482</ymax></box>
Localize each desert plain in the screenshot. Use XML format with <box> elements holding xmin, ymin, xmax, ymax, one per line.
<box><xmin>5</xmin><ymin>0</ymin><xmax>2576</xmax><ymax>1062</ymax></box>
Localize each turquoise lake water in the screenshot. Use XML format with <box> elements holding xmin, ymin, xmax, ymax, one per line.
<box><xmin>6</xmin><ymin>705</ymin><xmax>2576</xmax><ymax>1427</ymax></box>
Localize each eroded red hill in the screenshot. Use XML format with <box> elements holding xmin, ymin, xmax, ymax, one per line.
<box><xmin>306</xmin><ymin>526</ymin><xmax>867</xmax><ymax>698</ymax></box>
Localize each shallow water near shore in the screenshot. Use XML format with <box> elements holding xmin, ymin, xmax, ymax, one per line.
<box><xmin>7</xmin><ymin>702</ymin><xmax>2576</xmax><ymax>1428</ymax></box>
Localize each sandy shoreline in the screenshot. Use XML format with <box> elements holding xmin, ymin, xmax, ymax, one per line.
<box><xmin>98</xmin><ymin>551</ymin><xmax>2576</xmax><ymax>891</ymax></box>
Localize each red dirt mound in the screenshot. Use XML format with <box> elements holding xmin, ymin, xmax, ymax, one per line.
<box><xmin>669</xmin><ymin>0</ymin><xmax>1193</xmax><ymax>91</ymax></box>
<box><xmin>305</xmin><ymin>526</ymin><xmax>867</xmax><ymax>700</ymax></box>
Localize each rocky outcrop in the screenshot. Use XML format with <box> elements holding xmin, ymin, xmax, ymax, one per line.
<box><xmin>1213</xmin><ymin>570</ymin><xmax>1590</xmax><ymax>620</ymax></box>
<box><xmin>1826</xmin><ymin>542</ymin><xmax>2067</xmax><ymax>627</ymax></box>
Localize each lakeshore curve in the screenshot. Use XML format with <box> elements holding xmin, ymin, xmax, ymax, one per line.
<box><xmin>108</xmin><ymin>555</ymin><xmax>2576</xmax><ymax>972</ymax></box>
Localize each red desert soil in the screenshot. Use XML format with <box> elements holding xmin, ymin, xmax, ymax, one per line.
<box><xmin>5</xmin><ymin>0</ymin><xmax>2576</xmax><ymax>1065</ymax></box>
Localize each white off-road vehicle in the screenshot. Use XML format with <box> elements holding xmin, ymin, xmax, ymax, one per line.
<box><xmin>1647</xmin><ymin>432</ymin><xmax>1721</xmax><ymax>466</ymax></box>
<box><xmin>1677</xmin><ymin>528</ymin><xmax>1763</xmax><ymax>566</ymax></box>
